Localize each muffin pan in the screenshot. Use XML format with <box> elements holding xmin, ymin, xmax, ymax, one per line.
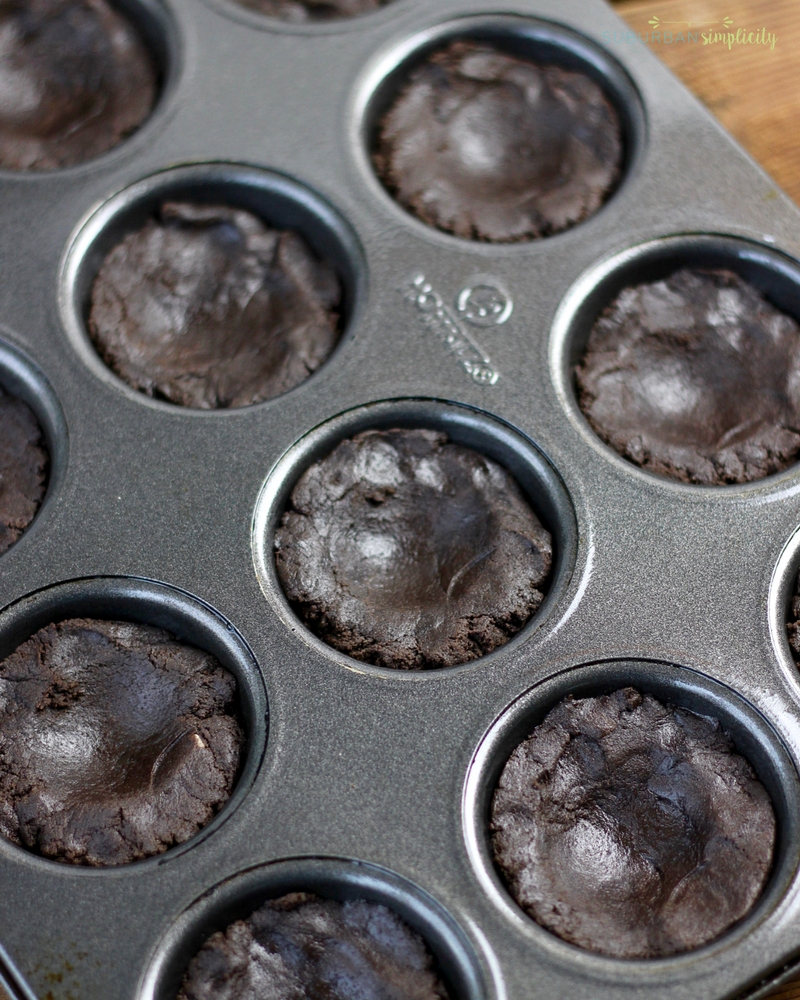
<box><xmin>2</xmin><ymin>0</ymin><xmax>800</xmax><ymax>996</ymax></box>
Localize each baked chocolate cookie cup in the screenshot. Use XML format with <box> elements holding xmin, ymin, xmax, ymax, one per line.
<box><xmin>359</xmin><ymin>16</ymin><xmax>644</xmax><ymax>243</ymax></box>
<box><xmin>138</xmin><ymin>858</ymin><xmax>486</xmax><ymax>1000</ymax></box>
<box><xmin>552</xmin><ymin>235</ymin><xmax>800</xmax><ymax>489</ymax></box>
<box><xmin>253</xmin><ymin>399</ymin><xmax>577</xmax><ymax>673</ymax></box>
<box><xmin>464</xmin><ymin>662</ymin><xmax>800</xmax><ymax>965</ymax></box>
<box><xmin>0</xmin><ymin>0</ymin><xmax>175</xmax><ymax>173</ymax></box>
<box><xmin>59</xmin><ymin>164</ymin><xmax>363</xmax><ymax>408</ymax></box>
<box><xmin>0</xmin><ymin>578</ymin><xmax>267</xmax><ymax>869</ymax></box>
<box><xmin>0</xmin><ymin>338</ymin><xmax>66</xmax><ymax>558</ymax></box>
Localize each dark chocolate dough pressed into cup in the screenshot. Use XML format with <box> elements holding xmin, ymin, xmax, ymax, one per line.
<box><xmin>230</xmin><ymin>0</ymin><xmax>392</xmax><ymax>21</ymax></box>
<box><xmin>373</xmin><ymin>40</ymin><xmax>623</xmax><ymax>242</ymax></box>
<box><xmin>0</xmin><ymin>0</ymin><xmax>157</xmax><ymax>171</ymax></box>
<box><xmin>576</xmin><ymin>268</ymin><xmax>800</xmax><ymax>485</ymax></box>
<box><xmin>785</xmin><ymin>573</ymin><xmax>800</xmax><ymax>663</ymax></box>
<box><xmin>177</xmin><ymin>892</ymin><xmax>450</xmax><ymax>1000</ymax></box>
<box><xmin>491</xmin><ymin>687</ymin><xmax>775</xmax><ymax>959</ymax></box>
<box><xmin>275</xmin><ymin>428</ymin><xmax>552</xmax><ymax>670</ymax></box>
<box><xmin>88</xmin><ymin>202</ymin><xmax>341</xmax><ymax>408</ymax></box>
<box><xmin>0</xmin><ymin>618</ymin><xmax>243</xmax><ymax>866</ymax></box>
<box><xmin>0</xmin><ymin>386</ymin><xmax>47</xmax><ymax>555</ymax></box>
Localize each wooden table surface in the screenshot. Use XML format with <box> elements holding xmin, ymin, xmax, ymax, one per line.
<box><xmin>610</xmin><ymin>2</ymin><xmax>800</xmax><ymax>997</ymax></box>
<box><xmin>611</xmin><ymin>0</ymin><xmax>800</xmax><ymax>204</ymax></box>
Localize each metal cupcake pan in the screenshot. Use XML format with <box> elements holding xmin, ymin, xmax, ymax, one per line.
<box><xmin>2</xmin><ymin>0</ymin><xmax>800</xmax><ymax>997</ymax></box>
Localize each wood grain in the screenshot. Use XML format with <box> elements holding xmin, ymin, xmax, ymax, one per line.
<box><xmin>608</xmin><ymin>4</ymin><xmax>800</xmax><ymax>997</ymax></box>
<box><xmin>611</xmin><ymin>0</ymin><xmax>800</xmax><ymax>205</ymax></box>
<box><xmin>764</xmin><ymin>982</ymin><xmax>800</xmax><ymax>1000</ymax></box>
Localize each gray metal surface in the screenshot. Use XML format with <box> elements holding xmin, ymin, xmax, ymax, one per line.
<box><xmin>1</xmin><ymin>0</ymin><xmax>800</xmax><ymax>997</ymax></box>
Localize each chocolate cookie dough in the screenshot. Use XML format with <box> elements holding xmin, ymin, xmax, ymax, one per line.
<box><xmin>0</xmin><ymin>619</ymin><xmax>243</xmax><ymax>866</ymax></box>
<box><xmin>0</xmin><ymin>0</ymin><xmax>158</xmax><ymax>171</ymax></box>
<box><xmin>785</xmin><ymin>573</ymin><xmax>800</xmax><ymax>663</ymax></box>
<box><xmin>275</xmin><ymin>428</ymin><xmax>552</xmax><ymax>670</ymax></box>
<box><xmin>88</xmin><ymin>202</ymin><xmax>341</xmax><ymax>408</ymax></box>
<box><xmin>177</xmin><ymin>892</ymin><xmax>450</xmax><ymax>1000</ymax></box>
<box><xmin>0</xmin><ymin>386</ymin><xmax>47</xmax><ymax>555</ymax></box>
<box><xmin>232</xmin><ymin>0</ymin><xmax>391</xmax><ymax>20</ymax></box>
<box><xmin>576</xmin><ymin>268</ymin><xmax>800</xmax><ymax>485</ymax></box>
<box><xmin>491</xmin><ymin>688</ymin><xmax>775</xmax><ymax>958</ymax></box>
<box><xmin>373</xmin><ymin>40</ymin><xmax>623</xmax><ymax>242</ymax></box>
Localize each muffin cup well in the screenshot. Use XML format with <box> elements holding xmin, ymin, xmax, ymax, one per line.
<box><xmin>769</xmin><ymin>526</ymin><xmax>800</xmax><ymax>705</ymax></box>
<box><xmin>355</xmin><ymin>14</ymin><xmax>646</xmax><ymax>243</ymax></box>
<box><xmin>464</xmin><ymin>660</ymin><xmax>800</xmax><ymax>965</ymax></box>
<box><xmin>550</xmin><ymin>234</ymin><xmax>800</xmax><ymax>492</ymax></box>
<box><xmin>252</xmin><ymin>398</ymin><xmax>577</xmax><ymax>674</ymax></box>
<box><xmin>137</xmin><ymin>857</ymin><xmax>487</xmax><ymax>1000</ymax></box>
<box><xmin>0</xmin><ymin>0</ymin><xmax>179</xmax><ymax>178</ymax></box>
<box><xmin>58</xmin><ymin>163</ymin><xmax>365</xmax><ymax>408</ymax></box>
<box><xmin>0</xmin><ymin>335</ymin><xmax>67</xmax><ymax>553</ymax></box>
<box><xmin>0</xmin><ymin>576</ymin><xmax>267</xmax><ymax>872</ymax></box>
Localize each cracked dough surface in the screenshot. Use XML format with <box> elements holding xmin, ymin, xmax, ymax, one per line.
<box><xmin>491</xmin><ymin>687</ymin><xmax>776</xmax><ymax>958</ymax></box>
<box><xmin>275</xmin><ymin>428</ymin><xmax>552</xmax><ymax>670</ymax></box>
<box><xmin>0</xmin><ymin>386</ymin><xmax>47</xmax><ymax>556</ymax></box>
<box><xmin>89</xmin><ymin>202</ymin><xmax>341</xmax><ymax>409</ymax></box>
<box><xmin>0</xmin><ymin>0</ymin><xmax>157</xmax><ymax>171</ymax></box>
<box><xmin>0</xmin><ymin>618</ymin><xmax>243</xmax><ymax>866</ymax></box>
<box><xmin>177</xmin><ymin>892</ymin><xmax>450</xmax><ymax>1000</ymax></box>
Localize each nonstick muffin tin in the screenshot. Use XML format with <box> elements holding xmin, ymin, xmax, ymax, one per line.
<box><xmin>2</xmin><ymin>0</ymin><xmax>800</xmax><ymax>996</ymax></box>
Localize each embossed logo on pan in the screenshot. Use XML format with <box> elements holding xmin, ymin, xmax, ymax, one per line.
<box><xmin>457</xmin><ymin>278</ymin><xmax>513</xmax><ymax>328</ymax></box>
<box><xmin>401</xmin><ymin>274</ymin><xmax>508</xmax><ymax>385</ymax></box>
